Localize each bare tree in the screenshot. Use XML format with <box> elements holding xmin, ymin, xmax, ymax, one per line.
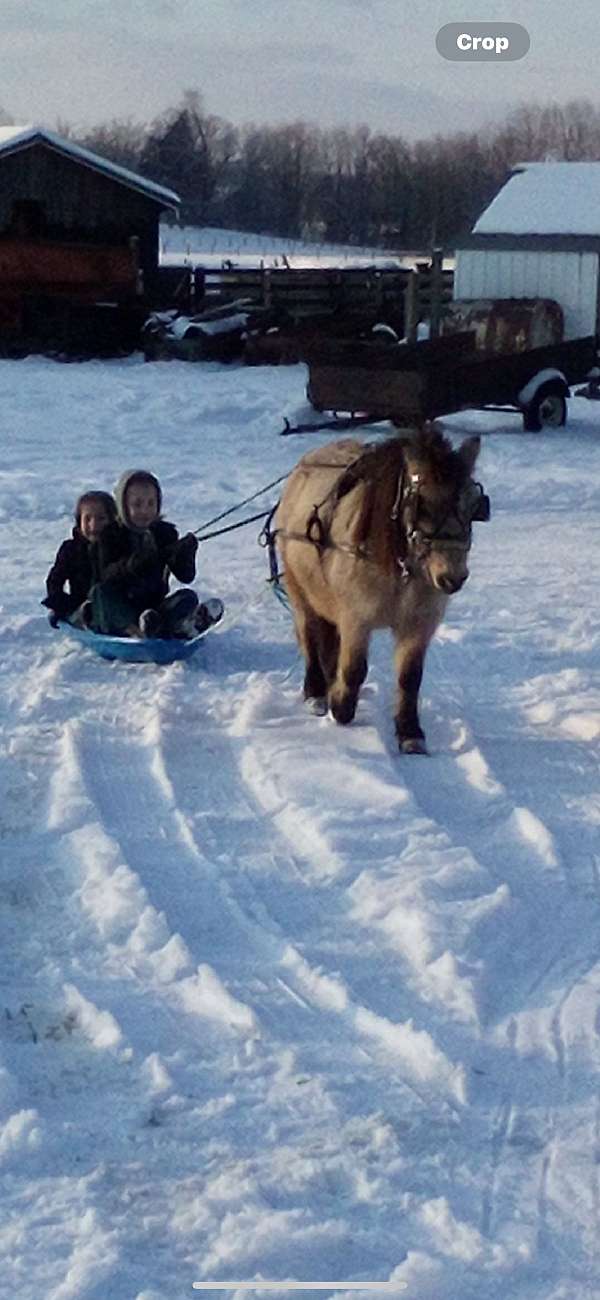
<box><xmin>365</xmin><ymin>132</ymin><xmax>413</xmax><ymax>245</ymax></box>
<box><xmin>140</xmin><ymin>91</ymin><xmax>238</xmax><ymax>223</ymax></box>
<box><xmin>75</xmin><ymin>118</ymin><xmax>147</xmax><ymax>172</ymax></box>
<box><xmin>46</xmin><ymin>91</ymin><xmax>600</xmax><ymax>249</ymax></box>
<box><xmin>319</xmin><ymin>126</ymin><xmax>378</xmax><ymax>243</ymax></box>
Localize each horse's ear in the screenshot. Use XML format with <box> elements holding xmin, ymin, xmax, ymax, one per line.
<box><xmin>458</xmin><ymin>435</ymin><xmax>481</xmax><ymax>473</ymax></box>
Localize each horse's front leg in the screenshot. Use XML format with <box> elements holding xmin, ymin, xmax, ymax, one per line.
<box><xmin>285</xmin><ymin>572</ymin><xmax>328</xmax><ymax>702</ymax></box>
<box><xmin>394</xmin><ymin>635</ymin><xmax>428</xmax><ymax>754</ymax></box>
<box><xmin>328</xmin><ymin>619</ymin><xmax>369</xmax><ymax>725</ymax></box>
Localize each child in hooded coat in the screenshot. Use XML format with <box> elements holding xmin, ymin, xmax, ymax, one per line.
<box><xmin>90</xmin><ymin>469</ymin><xmax>222</xmax><ymax>638</ymax></box>
<box><xmin>43</xmin><ymin>490</ymin><xmax>117</xmax><ymax>626</ymax></box>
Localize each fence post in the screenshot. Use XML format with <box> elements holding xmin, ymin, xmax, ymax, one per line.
<box><xmin>193</xmin><ymin>268</ymin><xmax>205</xmax><ymax>311</ymax></box>
<box><xmin>404</xmin><ymin>270</ymin><xmax>418</xmax><ymax>342</ymax></box>
<box><xmin>429</xmin><ymin>247</ymin><xmax>444</xmax><ymax>339</ymax></box>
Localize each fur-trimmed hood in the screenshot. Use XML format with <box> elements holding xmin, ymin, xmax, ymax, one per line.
<box><xmin>113</xmin><ymin>469</ymin><xmax>162</xmax><ymax>531</ymax></box>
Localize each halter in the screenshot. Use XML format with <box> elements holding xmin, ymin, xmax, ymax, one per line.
<box><xmin>267</xmin><ymin>448</ymin><xmax>490</xmax><ymax>584</ymax></box>
<box><xmin>391</xmin><ymin>466</ymin><xmax>490</xmax><ymax>581</ymax></box>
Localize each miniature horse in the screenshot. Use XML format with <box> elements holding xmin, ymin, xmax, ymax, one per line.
<box><xmin>275</xmin><ymin>428</ymin><xmax>489</xmax><ymax>752</ymax></box>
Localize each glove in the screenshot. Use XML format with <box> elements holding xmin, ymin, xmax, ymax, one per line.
<box><xmin>177</xmin><ymin>532</ymin><xmax>198</xmax><ymax>560</ymax></box>
<box><xmin>42</xmin><ymin>595</ymin><xmax>69</xmax><ymax>620</ymax></box>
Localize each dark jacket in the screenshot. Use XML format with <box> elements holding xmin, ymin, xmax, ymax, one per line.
<box><xmin>43</xmin><ymin>528</ymin><xmax>103</xmax><ymax>619</ymax></box>
<box><xmin>96</xmin><ymin>518</ymin><xmax>197</xmax><ymax>612</ymax></box>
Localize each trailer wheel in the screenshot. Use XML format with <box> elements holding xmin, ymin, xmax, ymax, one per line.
<box><xmin>522</xmin><ymin>381</ymin><xmax>568</xmax><ymax>431</ymax></box>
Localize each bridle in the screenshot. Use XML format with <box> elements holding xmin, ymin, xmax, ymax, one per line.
<box><xmin>265</xmin><ymin>448</ymin><xmax>490</xmax><ymax>584</ymax></box>
<box><xmin>391</xmin><ymin>466</ymin><xmax>490</xmax><ymax>581</ymax></box>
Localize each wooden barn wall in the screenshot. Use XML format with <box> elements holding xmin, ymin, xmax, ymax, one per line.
<box><xmin>0</xmin><ymin>144</ymin><xmax>162</xmax><ymax>282</ymax></box>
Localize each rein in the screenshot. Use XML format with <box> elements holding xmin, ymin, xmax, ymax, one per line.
<box><xmin>196</xmin><ymin>508</ymin><xmax>274</xmax><ymax>542</ymax></box>
<box><xmin>193</xmin><ymin>471</ymin><xmax>290</xmax><ymax>542</ymax></box>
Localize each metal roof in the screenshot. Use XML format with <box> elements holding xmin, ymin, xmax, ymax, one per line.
<box><xmin>473</xmin><ymin>161</ymin><xmax>600</xmax><ymax>238</ymax></box>
<box><xmin>0</xmin><ymin>125</ymin><xmax>180</xmax><ymax>210</ymax></box>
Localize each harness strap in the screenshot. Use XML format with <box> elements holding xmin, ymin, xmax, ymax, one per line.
<box><xmin>273</xmin><ymin>525</ymin><xmax>372</xmax><ymax>564</ymax></box>
<box><xmin>270</xmin><ymin>445</ymin><xmax>396</xmax><ymax>572</ymax></box>
<box><xmin>265</xmin><ymin>444</ymin><xmax>476</xmax><ymax>590</ymax></box>
<box><xmin>259</xmin><ymin>503</ymin><xmax>282</xmax><ymax>581</ymax></box>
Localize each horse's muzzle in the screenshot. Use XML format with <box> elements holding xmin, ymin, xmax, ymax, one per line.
<box><xmin>436</xmin><ymin>572</ymin><xmax>467</xmax><ymax>594</ymax></box>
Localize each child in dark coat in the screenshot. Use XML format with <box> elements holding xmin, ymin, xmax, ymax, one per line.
<box><xmin>90</xmin><ymin>469</ymin><xmax>223</xmax><ymax>638</ymax></box>
<box><xmin>43</xmin><ymin>491</ymin><xmax>117</xmax><ymax>626</ymax></box>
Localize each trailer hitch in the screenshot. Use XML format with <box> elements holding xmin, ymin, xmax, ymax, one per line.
<box><xmin>280</xmin><ymin>414</ymin><xmax>380</xmax><ymax>436</ymax></box>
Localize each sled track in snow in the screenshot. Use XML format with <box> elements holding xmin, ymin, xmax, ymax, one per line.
<box><xmin>71</xmin><ymin>668</ymin><xmax>467</xmax><ymax>1117</ymax></box>
<box><xmin>6</xmin><ymin>614</ymin><xmax>600</xmax><ymax>1295</ymax></box>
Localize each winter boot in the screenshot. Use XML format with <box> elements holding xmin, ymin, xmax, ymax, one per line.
<box><xmin>69</xmin><ymin>599</ymin><xmax>94</xmax><ymax>630</ymax></box>
<box><xmin>161</xmin><ymin>589</ymin><xmax>200</xmax><ymax>639</ymax></box>
<box><xmin>195</xmin><ymin>598</ymin><xmax>224</xmax><ymax>634</ymax></box>
<box><xmin>138</xmin><ymin>608</ymin><xmax>163</xmax><ymax>638</ymax></box>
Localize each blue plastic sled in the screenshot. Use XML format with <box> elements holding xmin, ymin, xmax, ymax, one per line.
<box><xmin>57</xmin><ymin>620</ymin><xmax>207</xmax><ymax>664</ymax></box>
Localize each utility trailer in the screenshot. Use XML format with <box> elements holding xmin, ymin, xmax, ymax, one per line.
<box><xmin>303</xmin><ymin>301</ymin><xmax>598</xmax><ymax>431</ymax></box>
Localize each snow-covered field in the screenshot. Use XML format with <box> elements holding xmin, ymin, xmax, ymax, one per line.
<box><xmin>158</xmin><ymin>225</ymin><xmax>435</xmax><ymax>271</ymax></box>
<box><xmin>2</xmin><ymin>353</ymin><xmax>600</xmax><ymax>1300</ymax></box>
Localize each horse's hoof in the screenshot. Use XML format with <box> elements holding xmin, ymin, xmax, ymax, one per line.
<box><xmin>329</xmin><ymin>699</ymin><xmax>356</xmax><ymax>725</ymax></box>
<box><xmin>399</xmin><ymin>737</ymin><xmax>428</xmax><ymax>755</ymax></box>
<box><xmin>306</xmin><ymin>696</ymin><xmax>328</xmax><ymax>716</ymax></box>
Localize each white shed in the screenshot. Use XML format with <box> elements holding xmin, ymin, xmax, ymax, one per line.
<box><xmin>454</xmin><ymin>162</ymin><xmax>600</xmax><ymax>340</ymax></box>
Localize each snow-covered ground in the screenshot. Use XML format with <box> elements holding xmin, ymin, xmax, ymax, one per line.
<box><xmin>158</xmin><ymin>225</ymin><xmax>446</xmax><ymax>271</ymax></box>
<box><xmin>2</xmin><ymin>353</ymin><xmax>600</xmax><ymax>1300</ymax></box>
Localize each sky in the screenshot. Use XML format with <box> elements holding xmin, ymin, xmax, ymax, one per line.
<box><xmin>0</xmin><ymin>0</ymin><xmax>597</xmax><ymax>141</ymax></box>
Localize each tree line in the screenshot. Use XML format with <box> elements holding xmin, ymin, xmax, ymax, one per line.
<box><xmin>59</xmin><ymin>92</ymin><xmax>600</xmax><ymax>249</ymax></box>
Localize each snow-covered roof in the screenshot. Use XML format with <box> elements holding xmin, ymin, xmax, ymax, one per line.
<box><xmin>473</xmin><ymin>162</ymin><xmax>600</xmax><ymax>237</ymax></box>
<box><xmin>0</xmin><ymin>125</ymin><xmax>179</xmax><ymax>210</ymax></box>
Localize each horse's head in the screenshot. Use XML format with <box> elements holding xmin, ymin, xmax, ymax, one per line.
<box><xmin>395</xmin><ymin>430</ymin><xmax>489</xmax><ymax>593</ymax></box>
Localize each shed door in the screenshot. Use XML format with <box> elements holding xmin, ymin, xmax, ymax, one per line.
<box><xmin>454</xmin><ymin>249</ymin><xmax>599</xmax><ymax>341</ymax></box>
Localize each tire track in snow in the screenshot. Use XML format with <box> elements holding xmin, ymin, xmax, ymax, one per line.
<box><xmin>70</xmin><ymin>698</ymin><xmax>451</xmax><ymax>1112</ymax></box>
<box><xmin>218</xmin><ymin>657</ymin><xmax>600</xmax><ymax>1270</ymax></box>
<box><xmin>397</xmin><ymin>703</ymin><xmax>600</xmax><ymax>1029</ymax></box>
<box><xmin>157</xmin><ymin>678</ymin><xmax>468</xmax><ymax>1112</ymax></box>
<box><xmin>70</xmin><ymin>712</ymin><xmax>264</xmax><ymax>1022</ymax></box>
<box><xmin>594</xmin><ymin>1094</ymin><xmax>600</xmax><ymax>1243</ymax></box>
<box><xmin>177</xmin><ymin>671</ymin><xmax>480</xmax><ymax>1103</ymax></box>
<box><xmin>550</xmin><ymin>999</ymin><xmax>567</xmax><ymax>1084</ymax></box>
<box><xmin>394</xmin><ymin>659</ymin><xmax>600</xmax><ymax>1265</ymax></box>
<box><xmin>225</xmin><ymin>671</ymin><xmax>507</xmax><ymax>1054</ymax></box>
<box><xmin>8</xmin><ymin>638</ymin><xmax>464</xmax><ymax>1146</ymax></box>
<box><xmin>479</xmin><ymin>1098</ymin><xmax>511</xmax><ymax>1238</ymax></box>
<box><xmin>56</xmin><ymin>673</ymin><xmax>486</xmax><ymax>1288</ymax></box>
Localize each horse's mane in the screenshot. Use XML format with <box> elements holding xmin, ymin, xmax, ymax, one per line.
<box><xmin>345</xmin><ymin>427</ymin><xmax>468</xmax><ymax>560</ymax></box>
<box><xmin>370</xmin><ymin>427</ymin><xmax>469</xmax><ymax>488</ymax></box>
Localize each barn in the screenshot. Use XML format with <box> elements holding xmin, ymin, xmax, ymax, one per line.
<box><xmin>453</xmin><ymin>162</ymin><xmax>600</xmax><ymax>341</ymax></box>
<box><xmin>0</xmin><ymin>125</ymin><xmax>179</xmax><ymax>353</ymax></box>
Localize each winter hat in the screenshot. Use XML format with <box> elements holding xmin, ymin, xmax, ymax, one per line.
<box><xmin>114</xmin><ymin>469</ymin><xmax>162</xmax><ymax>529</ymax></box>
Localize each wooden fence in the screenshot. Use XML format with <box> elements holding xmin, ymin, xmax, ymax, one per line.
<box><xmin>155</xmin><ymin>259</ymin><xmax>454</xmax><ymax>337</ymax></box>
